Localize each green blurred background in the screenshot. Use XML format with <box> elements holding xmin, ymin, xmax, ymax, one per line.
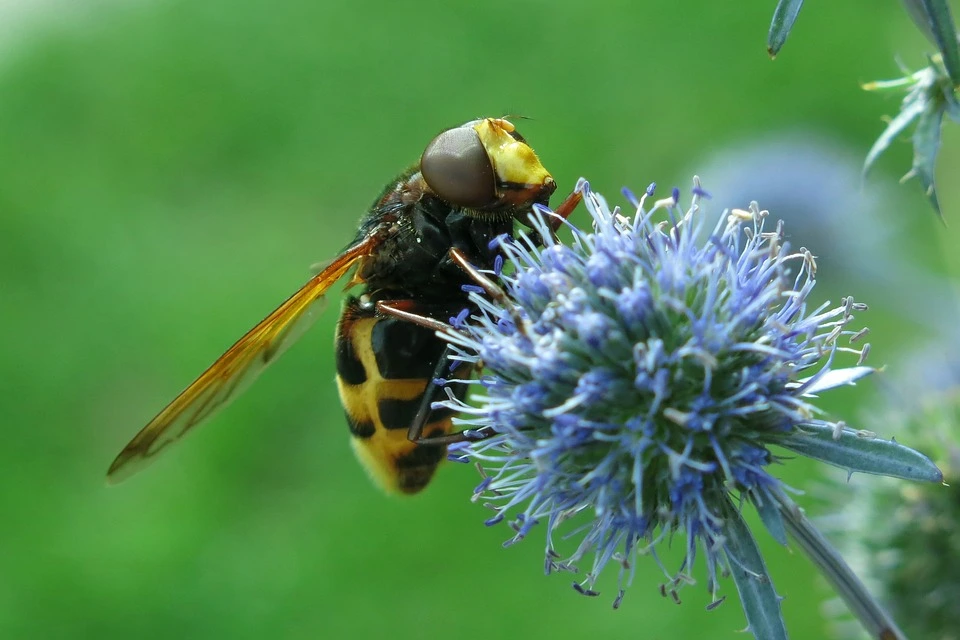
<box><xmin>3</xmin><ymin>1</ymin><xmax>959</xmax><ymax>638</ymax></box>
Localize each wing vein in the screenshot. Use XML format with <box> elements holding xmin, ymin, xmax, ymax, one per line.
<box><xmin>106</xmin><ymin>236</ymin><xmax>377</xmax><ymax>483</ymax></box>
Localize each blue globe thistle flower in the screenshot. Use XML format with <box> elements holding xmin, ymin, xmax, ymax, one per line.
<box><xmin>692</xmin><ymin>133</ymin><xmax>960</xmax><ymax>341</ymax></box>
<box><xmin>431</xmin><ymin>178</ymin><xmax>942</xmax><ymax>640</ymax></box>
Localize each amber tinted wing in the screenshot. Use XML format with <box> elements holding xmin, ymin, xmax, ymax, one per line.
<box><xmin>106</xmin><ymin>237</ymin><xmax>376</xmax><ymax>484</ymax></box>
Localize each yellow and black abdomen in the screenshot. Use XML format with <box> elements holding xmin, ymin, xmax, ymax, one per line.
<box><xmin>335</xmin><ymin>297</ymin><xmax>464</xmax><ymax>494</ymax></box>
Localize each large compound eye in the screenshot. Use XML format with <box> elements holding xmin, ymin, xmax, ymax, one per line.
<box><xmin>420</xmin><ymin>126</ymin><xmax>496</xmax><ymax>208</ymax></box>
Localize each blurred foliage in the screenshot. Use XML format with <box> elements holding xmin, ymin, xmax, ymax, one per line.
<box><xmin>769</xmin><ymin>0</ymin><xmax>960</xmax><ymax>218</ymax></box>
<box><xmin>863</xmin><ymin>51</ymin><xmax>960</xmax><ymax>219</ymax></box>
<box><xmin>1</xmin><ymin>1</ymin><xmax>958</xmax><ymax>639</ymax></box>
<box><xmin>901</xmin><ymin>0</ymin><xmax>960</xmax><ymax>85</ymax></box>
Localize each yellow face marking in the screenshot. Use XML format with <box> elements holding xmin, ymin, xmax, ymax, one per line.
<box><xmin>473</xmin><ymin>118</ymin><xmax>552</xmax><ymax>192</ymax></box>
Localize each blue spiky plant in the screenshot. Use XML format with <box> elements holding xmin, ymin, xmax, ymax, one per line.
<box><xmin>430</xmin><ymin>178</ymin><xmax>941</xmax><ymax>640</ymax></box>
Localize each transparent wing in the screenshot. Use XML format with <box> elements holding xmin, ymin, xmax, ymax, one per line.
<box><xmin>106</xmin><ymin>237</ymin><xmax>376</xmax><ymax>484</ymax></box>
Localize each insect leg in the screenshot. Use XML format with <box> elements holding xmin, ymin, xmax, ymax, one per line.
<box><xmin>374</xmin><ymin>300</ymin><xmax>453</xmax><ymax>334</ymax></box>
<box><xmin>448</xmin><ymin>248</ymin><xmax>528</xmax><ymax>338</ymax></box>
<box><xmin>404</xmin><ymin>343</ymin><xmax>497</xmax><ymax>446</ymax></box>
<box><xmin>375</xmin><ymin>299</ymin><xmax>497</xmax><ymax>446</ymax></box>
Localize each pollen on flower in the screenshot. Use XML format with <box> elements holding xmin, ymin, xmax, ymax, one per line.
<box><xmin>427</xmin><ymin>176</ymin><xmax>907</xmax><ymax>637</ymax></box>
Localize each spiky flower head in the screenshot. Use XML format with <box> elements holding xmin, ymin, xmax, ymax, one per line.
<box><xmin>432</xmin><ymin>178</ymin><xmax>941</xmax><ymax>640</ymax></box>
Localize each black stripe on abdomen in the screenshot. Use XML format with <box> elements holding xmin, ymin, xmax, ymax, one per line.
<box><xmin>396</xmin><ymin>442</ymin><xmax>445</xmax><ymax>469</ymax></box>
<box><xmin>335</xmin><ymin>332</ymin><xmax>367</xmax><ymax>385</ymax></box>
<box><xmin>395</xmin><ymin>438</ymin><xmax>448</xmax><ymax>494</ymax></box>
<box><xmin>378</xmin><ymin>396</ymin><xmax>423</xmax><ymax>431</ymax></box>
<box><xmin>378</xmin><ymin>392</ymin><xmax>460</xmax><ymax>431</ymax></box>
<box><xmin>345</xmin><ymin>412</ymin><xmax>375</xmax><ymax>438</ymax></box>
<box><xmin>371</xmin><ymin>316</ymin><xmax>445</xmax><ymax>379</ymax></box>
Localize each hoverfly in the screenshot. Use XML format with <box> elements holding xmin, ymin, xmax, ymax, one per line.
<box><xmin>107</xmin><ymin>117</ymin><xmax>581</xmax><ymax>493</ymax></box>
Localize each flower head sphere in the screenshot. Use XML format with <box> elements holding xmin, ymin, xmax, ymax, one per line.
<box><xmin>433</xmin><ymin>178</ymin><xmax>940</xmax><ymax>639</ymax></box>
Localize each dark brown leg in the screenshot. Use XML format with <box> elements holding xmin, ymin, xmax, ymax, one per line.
<box><xmin>374</xmin><ymin>299</ymin><xmax>496</xmax><ymax>445</ymax></box>
<box><xmin>375</xmin><ymin>299</ymin><xmax>454</xmax><ymax>334</ymax></box>
<box><xmin>402</xmin><ymin>342</ymin><xmax>497</xmax><ymax>445</ymax></box>
<box><xmin>448</xmin><ymin>247</ymin><xmax>528</xmax><ymax>338</ymax></box>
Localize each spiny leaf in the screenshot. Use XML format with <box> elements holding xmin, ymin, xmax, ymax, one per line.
<box><xmin>863</xmin><ymin>60</ymin><xmax>955</xmax><ymax>218</ymax></box>
<box><xmin>723</xmin><ymin>501</ymin><xmax>787</xmax><ymax>640</ymax></box>
<box><xmin>751</xmin><ymin>489</ymin><xmax>787</xmax><ymax>546</ymax></box>
<box><xmin>911</xmin><ymin>105</ymin><xmax>945</xmax><ymax>220</ymax></box>
<box><xmin>946</xmin><ymin>85</ymin><xmax>960</xmax><ymax>121</ymax></box>
<box><xmin>863</xmin><ymin>95</ymin><xmax>926</xmax><ymax>179</ymax></box>
<box><xmin>767</xmin><ymin>0</ymin><xmax>804</xmax><ymax>58</ymax></box>
<box><xmin>776</xmin><ymin>422</ymin><xmax>943</xmax><ymax>482</ymax></box>
<box><xmin>903</xmin><ymin>0</ymin><xmax>960</xmax><ymax>86</ymax></box>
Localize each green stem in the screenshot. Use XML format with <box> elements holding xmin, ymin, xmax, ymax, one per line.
<box><xmin>772</xmin><ymin>490</ymin><xmax>907</xmax><ymax>640</ymax></box>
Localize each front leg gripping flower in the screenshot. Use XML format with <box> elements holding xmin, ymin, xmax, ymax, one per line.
<box><xmin>432</xmin><ymin>178</ymin><xmax>941</xmax><ymax>640</ymax></box>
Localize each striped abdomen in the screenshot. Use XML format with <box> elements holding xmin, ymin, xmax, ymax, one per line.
<box><xmin>335</xmin><ymin>297</ymin><xmax>463</xmax><ymax>494</ymax></box>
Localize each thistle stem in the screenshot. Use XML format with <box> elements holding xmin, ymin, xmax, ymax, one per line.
<box><xmin>773</xmin><ymin>490</ymin><xmax>906</xmax><ymax>640</ymax></box>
